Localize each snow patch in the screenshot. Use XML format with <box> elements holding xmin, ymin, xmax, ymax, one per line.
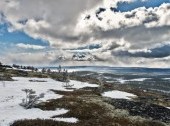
<box><xmin>102</xmin><ymin>90</ymin><xmax>137</xmax><ymax>100</ymax></box>
<box><xmin>1</xmin><ymin>108</ymin><xmax>68</xmax><ymax>126</ymax></box>
<box><xmin>71</xmin><ymin>80</ymin><xmax>99</xmax><ymax>89</ymax></box>
<box><xmin>0</xmin><ymin>77</ymin><xmax>98</xmax><ymax>125</ymax></box>
<box><xmin>115</xmin><ymin>78</ymin><xmax>150</xmax><ymax>84</ymax></box>
<box><xmin>54</xmin><ymin>117</ymin><xmax>78</xmax><ymax>123</ymax></box>
<box><xmin>116</xmin><ymin>78</ymin><xmax>127</xmax><ymax>84</ymax></box>
<box><xmin>128</xmin><ymin>78</ymin><xmax>149</xmax><ymax>82</ymax></box>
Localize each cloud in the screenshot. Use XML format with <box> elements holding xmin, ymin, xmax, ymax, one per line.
<box><xmin>76</xmin><ymin>3</ymin><xmax>170</xmax><ymax>32</ymax></box>
<box><xmin>112</xmin><ymin>41</ymin><xmax>170</xmax><ymax>58</ymax></box>
<box><xmin>1</xmin><ymin>0</ymin><xmax>169</xmax><ymax>49</ymax></box>
<box><xmin>3</xmin><ymin>42</ymin><xmax>170</xmax><ymax>68</ymax></box>
<box><xmin>0</xmin><ymin>0</ymin><xmax>170</xmax><ymax>67</ymax></box>
<box><xmin>0</xmin><ymin>0</ymin><xmax>102</xmax><ymax>47</ymax></box>
<box><xmin>16</xmin><ymin>43</ymin><xmax>45</xmax><ymax>50</ymax></box>
<box><xmin>0</xmin><ymin>0</ymin><xmax>141</xmax><ymax>48</ymax></box>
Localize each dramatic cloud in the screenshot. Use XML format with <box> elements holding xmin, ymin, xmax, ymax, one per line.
<box><xmin>76</xmin><ymin>3</ymin><xmax>170</xmax><ymax>34</ymax></box>
<box><xmin>0</xmin><ymin>0</ymin><xmax>102</xmax><ymax>47</ymax></box>
<box><xmin>0</xmin><ymin>0</ymin><xmax>170</xmax><ymax>67</ymax></box>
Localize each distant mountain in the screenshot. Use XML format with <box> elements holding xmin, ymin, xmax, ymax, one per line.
<box><xmin>72</xmin><ymin>52</ymin><xmax>96</xmax><ymax>61</ymax></box>
<box><xmin>51</xmin><ymin>52</ymin><xmax>104</xmax><ymax>63</ymax></box>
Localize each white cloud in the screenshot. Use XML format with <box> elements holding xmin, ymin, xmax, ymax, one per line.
<box><xmin>103</xmin><ymin>0</ymin><xmax>135</xmax><ymax>8</ymax></box>
<box><xmin>0</xmin><ymin>0</ymin><xmax>102</xmax><ymax>47</ymax></box>
<box><xmin>16</xmin><ymin>43</ymin><xmax>45</xmax><ymax>50</ymax></box>
<box><xmin>0</xmin><ymin>0</ymin><xmax>170</xmax><ymax>67</ymax></box>
<box><xmin>76</xmin><ymin>3</ymin><xmax>170</xmax><ymax>33</ymax></box>
<box><xmin>75</xmin><ymin>2</ymin><xmax>170</xmax><ymax>52</ymax></box>
<box><xmin>3</xmin><ymin>0</ymin><xmax>169</xmax><ymax>48</ymax></box>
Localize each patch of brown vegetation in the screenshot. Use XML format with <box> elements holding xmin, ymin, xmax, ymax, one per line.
<box><xmin>69</xmin><ymin>75</ymin><xmax>100</xmax><ymax>84</ymax></box>
<box><xmin>51</xmin><ymin>89</ymin><xmax>101</xmax><ymax>96</ymax></box>
<box><xmin>11</xmin><ymin>119</ymin><xmax>73</xmax><ymax>126</ymax></box>
<box><xmin>11</xmin><ymin>88</ymin><xmax>167</xmax><ymax>126</ymax></box>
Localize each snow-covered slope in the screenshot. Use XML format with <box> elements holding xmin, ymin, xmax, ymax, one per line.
<box><xmin>0</xmin><ymin>77</ymin><xmax>98</xmax><ymax>126</ymax></box>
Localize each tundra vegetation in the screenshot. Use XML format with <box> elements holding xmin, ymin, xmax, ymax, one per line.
<box><xmin>0</xmin><ymin>62</ymin><xmax>169</xmax><ymax>126</ymax></box>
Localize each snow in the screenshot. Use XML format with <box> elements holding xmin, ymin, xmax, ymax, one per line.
<box><xmin>102</xmin><ymin>90</ymin><xmax>137</xmax><ymax>100</ymax></box>
<box><xmin>54</xmin><ymin>117</ymin><xmax>78</xmax><ymax>123</ymax></box>
<box><xmin>1</xmin><ymin>107</ymin><xmax>68</xmax><ymax>126</ymax></box>
<box><xmin>128</xmin><ymin>78</ymin><xmax>149</xmax><ymax>82</ymax></box>
<box><xmin>116</xmin><ymin>78</ymin><xmax>127</xmax><ymax>84</ymax></box>
<box><xmin>0</xmin><ymin>77</ymin><xmax>98</xmax><ymax>125</ymax></box>
<box><xmin>9</xmin><ymin>67</ymin><xmax>32</xmax><ymax>72</ymax></box>
<box><xmin>72</xmin><ymin>81</ymin><xmax>98</xmax><ymax>89</ymax></box>
<box><xmin>115</xmin><ymin>78</ymin><xmax>150</xmax><ymax>84</ymax></box>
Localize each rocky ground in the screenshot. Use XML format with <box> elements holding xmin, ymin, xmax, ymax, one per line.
<box><xmin>105</xmin><ymin>99</ymin><xmax>170</xmax><ymax>123</ymax></box>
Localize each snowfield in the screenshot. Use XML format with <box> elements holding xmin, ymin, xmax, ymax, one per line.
<box><xmin>118</xmin><ymin>78</ymin><xmax>150</xmax><ymax>84</ymax></box>
<box><xmin>102</xmin><ymin>90</ymin><xmax>137</xmax><ymax>100</ymax></box>
<box><xmin>107</xmin><ymin>78</ymin><xmax>151</xmax><ymax>84</ymax></box>
<box><xmin>0</xmin><ymin>77</ymin><xmax>98</xmax><ymax>126</ymax></box>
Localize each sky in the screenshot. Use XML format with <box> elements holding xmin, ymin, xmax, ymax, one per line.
<box><xmin>0</xmin><ymin>0</ymin><xmax>170</xmax><ymax>67</ymax></box>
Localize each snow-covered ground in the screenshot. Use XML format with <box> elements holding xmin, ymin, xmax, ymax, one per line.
<box><xmin>128</xmin><ymin>78</ymin><xmax>150</xmax><ymax>82</ymax></box>
<box><xmin>102</xmin><ymin>90</ymin><xmax>137</xmax><ymax>100</ymax></box>
<box><xmin>0</xmin><ymin>77</ymin><xmax>98</xmax><ymax>126</ymax></box>
<box><xmin>107</xmin><ymin>78</ymin><xmax>150</xmax><ymax>84</ymax></box>
<box><xmin>7</xmin><ymin>67</ymin><xmax>33</xmax><ymax>72</ymax></box>
<box><xmin>107</xmin><ymin>78</ymin><xmax>151</xmax><ymax>84</ymax></box>
<box><xmin>115</xmin><ymin>78</ymin><xmax>127</xmax><ymax>84</ymax></box>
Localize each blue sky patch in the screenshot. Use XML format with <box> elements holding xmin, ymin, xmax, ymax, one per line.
<box><xmin>117</xmin><ymin>0</ymin><xmax>170</xmax><ymax>12</ymax></box>
<box><xmin>0</xmin><ymin>24</ymin><xmax>49</xmax><ymax>46</ymax></box>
